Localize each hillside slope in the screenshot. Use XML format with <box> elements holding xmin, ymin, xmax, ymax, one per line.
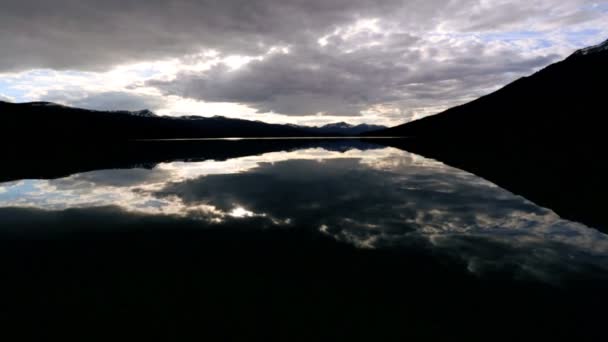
<box><xmin>371</xmin><ymin>39</ymin><xmax>608</xmax><ymax>140</ymax></box>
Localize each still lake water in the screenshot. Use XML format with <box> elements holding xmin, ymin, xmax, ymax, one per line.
<box><xmin>1</xmin><ymin>140</ymin><xmax>607</xmax><ymax>339</ymax></box>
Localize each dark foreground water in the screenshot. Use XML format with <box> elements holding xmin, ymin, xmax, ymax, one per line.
<box><xmin>1</xmin><ymin>140</ymin><xmax>606</xmax><ymax>340</ymax></box>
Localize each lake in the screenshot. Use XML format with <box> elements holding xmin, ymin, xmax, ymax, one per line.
<box><xmin>1</xmin><ymin>139</ymin><xmax>606</xmax><ymax>340</ymax></box>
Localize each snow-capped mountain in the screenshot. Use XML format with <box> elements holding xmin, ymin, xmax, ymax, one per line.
<box><xmin>573</xmin><ymin>38</ymin><xmax>608</xmax><ymax>56</ymax></box>
<box><xmin>108</xmin><ymin>109</ymin><xmax>158</xmax><ymax>118</ymax></box>
<box><xmin>296</xmin><ymin>122</ymin><xmax>387</xmax><ymax>135</ymax></box>
<box><xmin>28</xmin><ymin>101</ymin><xmax>69</xmax><ymax>108</ymax></box>
<box><xmin>321</xmin><ymin>122</ymin><xmax>354</xmax><ymax>129</ymax></box>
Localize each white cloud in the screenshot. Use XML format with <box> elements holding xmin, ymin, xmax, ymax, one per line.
<box><xmin>148</xmin><ymin>30</ymin><xmax>559</xmax><ymax>122</ymax></box>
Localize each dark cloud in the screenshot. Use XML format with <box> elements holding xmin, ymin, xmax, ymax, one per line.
<box><xmin>0</xmin><ymin>0</ymin><xmax>409</xmax><ymax>71</ymax></box>
<box><xmin>0</xmin><ymin>206</ymin><xmax>277</xmax><ymax>236</ymax></box>
<box><xmin>149</xmin><ymin>40</ymin><xmax>558</xmax><ymax>117</ymax></box>
<box><xmin>0</xmin><ymin>0</ymin><xmax>592</xmax><ymax>72</ymax></box>
<box><xmin>44</xmin><ymin>90</ymin><xmax>167</xmax><ymax>111</ymax></box>
<box><xmin>51</xmin><ymin>168</ymin><xmax>172</xmax><ymax>189</ymax></box>
<box><xmin>154</xmin><ymin>157</ymin><xmax>546</xmax><ymax>231</ymax></box>
<box><xmin>461</xmin><ymin>1</ymin><xmax>600</xmax><ymax>32</ymax></box>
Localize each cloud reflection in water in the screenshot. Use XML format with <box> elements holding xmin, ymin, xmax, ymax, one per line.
<box><xmin>0</xmin><ymin>146</ymin><xmax>606</xmax><ymax>282</ymax></box>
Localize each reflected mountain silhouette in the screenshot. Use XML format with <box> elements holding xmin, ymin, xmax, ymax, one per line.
<box><xmin>0</xmin><ymin>139</ymin><xmax>384</xmax><ymax>182</ymax></box>
<box><xmin>378</xmin><ymin>138</ymin><xmax>608</xmax><ymax>233</ymax></box>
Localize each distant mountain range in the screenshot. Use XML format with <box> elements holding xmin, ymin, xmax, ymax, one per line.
<box><xmin>369</xmin><ymin>38</ymin><xmax>608</xmax><ymax>231</ymax></box>
<box><xmin>293</xmin><ymin>122</ymin><xmax>387</xmax><ymax>136</ymax></box>
<box><xmin>0</xmin><ymin>101</ymin><xmax>386</xmax><ymax>140</ymax></box>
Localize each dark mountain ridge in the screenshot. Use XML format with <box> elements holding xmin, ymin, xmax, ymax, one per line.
<box><xmin>0</xmin><ymin>139</ymin><xmax>385</xmax><ymax>183</ymax></box>
<box><xmin>0</xmin><ymin>101</ymin><xmax>306</xmax><ymax>140</ymax></box>
<box><xmin>0</xmin><ymin>101</ymin><xmax>384</xmax><ymax>141</ymax></box>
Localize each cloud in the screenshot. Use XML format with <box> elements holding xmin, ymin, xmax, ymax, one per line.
<box><xmin>149</xmin><ymin>35</ymin><xmax>558</xmax><ymax>117</ymax></box>
<box><xmin>43</xmin><ymin>90</ymin><xmax>167</xmax><ymax>112</ymax></box>
<box><xmin>52</xmin><ymin>168</ymin><xmax>172</xmax><ymax>189</ymax></box>
<box><xmin>0</xmin><ymin>94</ymin><xmax>12</xmax><ymax>102</ymax></box>
<box><xmin>0</xmin><ymin>0</ymin><xmax>603</xmax><ymax>72</ymax></box>
<box><xmin>0</xmin><ymin>0</ymin><xmax>407</xmax><ymax>72</ymax></box>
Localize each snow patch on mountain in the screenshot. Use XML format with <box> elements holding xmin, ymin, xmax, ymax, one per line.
<box><xmin>110</xmin><ymin>109</ymin><xmax>157</xmax><ymax>117</ymax></box>
<box><xmin>321</xmin><ymin>122</ymin><xmax>354</xmax><ymax>129</ymax></box>
<box><xmin>573</xmin><ymin>38</ymin><xmax>608</xmax><ymax>56</ymax></box>
<box><xmin>28</xmin><ymin>101</ymin><xmax>69</xmax><ymax>108</ymax></box>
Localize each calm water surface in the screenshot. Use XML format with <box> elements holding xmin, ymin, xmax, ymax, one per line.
<box><xmin>2</xmin><ymin>144</ymin><xmax>606</xmax><ymax>281</ymax></box>
<box><xmin>1</xmin><ymin>141</ymin><xmax>606</xmax><ymax>339</ymax></box>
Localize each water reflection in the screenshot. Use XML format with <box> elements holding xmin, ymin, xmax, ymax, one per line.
<box><xmin>1</xmin><ymin>145</ymin><xmax>607</xmax><ymax>282</ymax></box>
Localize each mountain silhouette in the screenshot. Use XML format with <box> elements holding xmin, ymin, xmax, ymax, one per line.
<box><xmin>0</xmin><ymin>101</ymin><xmax>384</xmax><ymax>141</ymax></box>
<box><xmin>369</xmin><ymin>38</ymin><xmax>608</xmax><ymax>139</ymax></box>
<box><xmin>369</xmin><ymin>38</ymin><xmax>608</xmax><ymax>230</ymax></box>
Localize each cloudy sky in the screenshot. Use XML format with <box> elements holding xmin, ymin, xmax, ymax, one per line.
<box><xmin>0</xmin><ymin>0</ymin><xmax>607</xmax><ymax>126</ymax></box>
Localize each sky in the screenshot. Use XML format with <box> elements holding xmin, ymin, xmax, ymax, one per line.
<box><xmin>0</xmin><ymin>0</ymin><xmax>607</xmax><ymax>126</ymax></box>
